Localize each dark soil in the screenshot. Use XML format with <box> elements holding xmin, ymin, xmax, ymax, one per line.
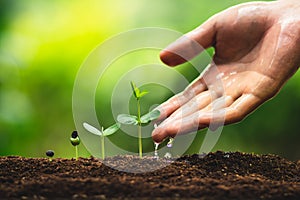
<box><xmin>0</xmin><ymin>151</ymin><xmax>299</xmax><ymax>200</ymax></box>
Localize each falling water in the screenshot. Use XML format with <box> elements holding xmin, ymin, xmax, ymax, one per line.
<box><xmin>154</xmin><ymin>142</ymin><xmax>159</xmax><ymax>159</ymax></box>
<box><xmin>153</xmin><ymin>123</ymin><xmax>159</xmax><ymax>159</ymax></box>
<box><xmin>164</xmin><ymin>137</ymin><xmax>174</xmax><ymax>160</ymax></box>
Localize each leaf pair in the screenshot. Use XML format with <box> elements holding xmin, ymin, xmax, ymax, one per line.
<box><xmin>131</xmin><ymin>81</ymin><xmax>148</xmax><ymax>100</ymax></box>
<box><xmin>117</xmin><ymin>109</ymin><xmax>160</xmax><ymax>125</ymax></box>
<box><xmin>83</xmin><ymin>122</ymin><xmax>120</xmax><ymax>137</ymax></box>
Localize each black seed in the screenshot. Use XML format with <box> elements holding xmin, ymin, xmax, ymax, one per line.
<box><xmin>46</xmin><ymin>150</ymin><xmax>54</xmax><ymax>157</ymax></box>
<box><xmin>71</xmin><ymin>131</ymin><xmax>78</xmax><ymax>138</ymax></box>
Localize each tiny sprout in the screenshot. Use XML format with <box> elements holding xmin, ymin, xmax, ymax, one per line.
<box><xmin>83</xmin><ymin>122</ymin><xmax>120</xmax><ymax>160</ymax></box>
<box><xmin>70</xmin><ymin>130</ymin><xmax>80</xmax><ymax>160</ymax></box>
<box><xmin>46</xmin><ymin>150</ymin><xmax>54</xmax><ymax>161</ymax></box>
<box><xmin>117</xmin><ymin>81</ymin><xmax>160</xmax><ymax>158</ymax></box>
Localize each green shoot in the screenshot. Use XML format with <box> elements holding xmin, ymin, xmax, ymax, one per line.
<box><xmin>83</xmin><ymin>122</ymin><xmax>120</xmax><ymax>160</ymax></box>
<box><xmin>117</xmin><ymin>81</ymin><xmax>160</xmax><ymax>158</ymax></box>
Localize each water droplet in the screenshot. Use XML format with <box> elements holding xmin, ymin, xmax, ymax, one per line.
<box><xmin>224</xmin><ymin>154</ymin><xmax>230</xmax><ymax>158</ymax></box>
<box><xmin>167</xmin><ymin>138</ymin><xmax>174</xmax><ymax>148</ymax></box>
<box><xmin>216</xmin><ymin>72</ymin><xmax>224</xmax><ymax>79</ymax></box>
<box><xmin>164</xmin><ymin>152</ymin><xmax>172</xmax><ymax>159</ymax></box>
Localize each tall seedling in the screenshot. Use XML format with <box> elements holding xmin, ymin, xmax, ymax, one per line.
<box><xmin>117</xmin><ymin>81</ymin><xmax>160</xmax><ymax>158</ymax></box>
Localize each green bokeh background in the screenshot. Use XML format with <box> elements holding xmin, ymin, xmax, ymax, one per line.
<box><xmin>0</xmin><ymin>0</ymin><xmax>299</xmax><ymax>160</ymax></box>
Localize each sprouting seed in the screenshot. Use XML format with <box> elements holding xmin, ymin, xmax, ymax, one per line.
<box><xmin>46</xmin><ymin>150</ymin><xmax>54</xmax><ymax>161</ymax></box>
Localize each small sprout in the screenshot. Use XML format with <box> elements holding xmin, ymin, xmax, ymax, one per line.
<box><xmin>70</xmin><ymin>130</ymin><xmax>80</xmax><ymax>160</ymax></box>
<box><xmin>46</xmin><ymin>150</ymin><xmax>54</xmax><ymax>161</ymax></box>
<box><xmin>117</xmin><ymin>81</ymin><xmax>160</xmax><ymax>158</ymax></box>
<box><xmin>83</xmin><ymin>122</ymin><xmax>120</xmax><ymax>160</ymax></box>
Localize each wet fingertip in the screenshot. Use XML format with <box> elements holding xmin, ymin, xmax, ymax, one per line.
<box><xmin>151</xmin><ymin>127</ymin><xmax>165</xmax><ymax>143</ymax></box>
<box><xmin>151</xmin><ymin>132</ymin><xmax>163</xmax><ymax>143</ymax></box>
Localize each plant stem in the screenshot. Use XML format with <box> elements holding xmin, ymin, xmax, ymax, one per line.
<box><xmin>101</xmin><ymin>135</ymin><xmax>105</xmax><ymax>160</ymax></box>
<box><xmin>138</xmin><ymin>124</ymin><xmax>142</xmax><ymax>158</ymax></box>
<box><xmin>75</xmin><ymin>146</ymin><xmax>78</xmax><ymax>160</ymax></box>
<box><xmin>137</xmin><ymin>99</ymin><xmax>142</xmax><ymax>158</ymax></box>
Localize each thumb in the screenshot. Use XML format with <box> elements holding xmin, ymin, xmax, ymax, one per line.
<box><xmin>160</xmin><ymin>16</ymin><xmax>217</xmax><ymax>66</ymax></box>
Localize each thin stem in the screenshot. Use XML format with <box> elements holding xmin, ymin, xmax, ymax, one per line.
<box><xmin>75</xmin><ymin>146</ymin><xmax>78</xmax><ymax>161</ymax></box>
<box><xmin>138</xmin><ymin>124</ymin><xmax>142</xmax><ymax>158</ymax></box>
<box><xmin>137</xmin><ymin>99</ymin><xmax>142</xmax><ymax>158</ymax></box>
<box><xmin>101</xmin><ymin>135</ymin><xmax>105</xmax><ymax>160</ymax></box>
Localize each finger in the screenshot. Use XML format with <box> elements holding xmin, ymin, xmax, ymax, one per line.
<box><xmin>193</xmin><ymin>94</ymin><xmax>261</xmax><ymax>128</ymax></box>
<box><xmin>159</xmin><ymin>94</ymin><xmax>235</xmax><ymax>134</ymax></box>
<box><xmin>160</xmin><ymin>16</ymin><xmax>217</xmax><ymax>66</ymax></box>
<box><xmin>201</xmin><ymin>95</ymin><xmax>238</xmax><ymax>131</ymax></box>
<box><xmin>223</xmin><ymin>93</ymin><xmax>262</xmax><ymax>124</ymax></box>
<box><xmin>166</xmin><ymin>91</ymin><xmax>213</xmax><ymax>121</ymax></box>
<box><xmin>152</xmin><ymin>94</ymin><xmax>261</xmax><ymax>143</ymax></box>
<box><xmin>155</xmin><ymin>77</ymin><xmax>207</xmax><ymax>122</ymax></box>
<box><xmin>193</xmin><ymin>93</ymin><xmax>261</xmax><ymax>128</ymax></box>
<box><xmin>152</xmin><ymin>112</ymin><xmax>206</xmax><ymax>143</ymax></box>
<box><xmin>201</xmin><ymin>94</ymin><xmax>238</xmax><ymax>112</ymax></box>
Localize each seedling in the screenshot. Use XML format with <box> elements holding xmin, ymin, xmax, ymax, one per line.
<box><xmin>70</xmin><ymin>130</ymin><xmax>80</xmax><ymax>160</ymax></box>
<box><xmin>83</xmin><ymin>122</ymin><xmax>120</xmax><ymax>160</ymax></box>
<box><xmin>117</xmin><ymin>81</ymin><xmax>160</xmax><ymax>158</ymax></box>
<box><xmin>46</xmin><ymin>150</ymin><xmax>54</xmax><ymax>161</ymax></box>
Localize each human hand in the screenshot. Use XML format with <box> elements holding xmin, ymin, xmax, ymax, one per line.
<box><xmin>152</xmin><ymin>0</ymin><xmax>300</xmax><ymax>143</ymax></box>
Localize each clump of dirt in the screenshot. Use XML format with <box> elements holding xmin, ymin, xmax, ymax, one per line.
<box><xmin>0</xmin><ymin>151</ymin><xmax>299</xmax><ymax>199</ymax></box>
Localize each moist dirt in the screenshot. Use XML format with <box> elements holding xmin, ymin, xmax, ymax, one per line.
<box><xmin>0</xmin><ymin>151</ymin><xmax>299</xmax><ymax>200</ymax></box>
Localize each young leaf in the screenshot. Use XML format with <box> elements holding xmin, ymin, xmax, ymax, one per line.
<box><xmin>103</xmin><ymin>123</ymin><xmax>121</xmax><ymax>136</ymax></box>
<box><xmin>130</xmin><ymin>81</ymin><xmax>140</xmax><ymax>99</ymax></box>
<box><xmin>140</xmin><ymin>110</ymin><xmax>160</xmax><ymax>124</ymax></box>
<box><xmin>139</xmin><ymin>90</ymin><xmax>148</xmax><ymax>98</ymax></box>
<box><xmin>83</xmin><ymin>122</ymin><xmax>102</xmax><ymax>136</ymax></box>
<box><xmin>117</xmin><ymin>114</ymin><xmax>138</xmax><ymax>125</ymax></box>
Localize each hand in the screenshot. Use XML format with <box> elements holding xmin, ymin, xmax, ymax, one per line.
<box><xmin>152</xmin><ymin>0</ymin><xmax>300</xmax><ymax>143</ymax></box>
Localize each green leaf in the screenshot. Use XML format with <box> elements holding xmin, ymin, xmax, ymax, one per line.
<box><xmin>140</xmin><ymin>110</ymin><xmax>160</xmax><ymax>124</ymax></box>
<box><xmin>117</xmin><ymin>114</ymin><xmax>138</xmax><ymax>125</ymax></box>
<box><xmin>103</xmin><ymin>123</ymin><xmax>120</xmax><ymax>136</ymax></box>
<box><xmin>130</xmin><ymin>81</ymin><xmax>140</xmax><ymax>99</ymax></box>
<box><xmin>139</xmin><ymin>90</ymin><xmax>148</xmax><ymax>98</ymax></box>
<box><xmin>83</xmin><ymin>122</ymin><xmax>102</xmax><ymax>136</ymax></box>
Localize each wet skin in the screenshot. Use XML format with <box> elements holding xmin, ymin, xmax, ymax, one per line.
<box><xmin>152</xmin><ymin>0</ymin><xmax>300</xmax><ymax>143</ymax></box>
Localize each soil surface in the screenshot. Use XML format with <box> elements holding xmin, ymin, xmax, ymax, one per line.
<box><xmin>0</xmin><ymin>151</ymin><xmax>299</xmax><ymax>200</ymax></box>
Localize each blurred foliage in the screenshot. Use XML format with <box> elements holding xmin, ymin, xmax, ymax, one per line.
<box><xmin>0</xmin><ymin>0</ymin><xmax>299</xmax><ymax>160</ymax></box>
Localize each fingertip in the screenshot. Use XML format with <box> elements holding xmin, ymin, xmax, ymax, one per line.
<box><xmin>151</xmin><ymin>129</ymin><xmax>164</xmax><ymax>143</ymax></box>
<box><xmin>159</xmin><ymin>50</ymin><xmax>186</xmax><ymax>67</ymax></box>
<box><xmin>152</xmin><ymin>122</ymin><xmax>179</xmax><ymax>143</ymax></box>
